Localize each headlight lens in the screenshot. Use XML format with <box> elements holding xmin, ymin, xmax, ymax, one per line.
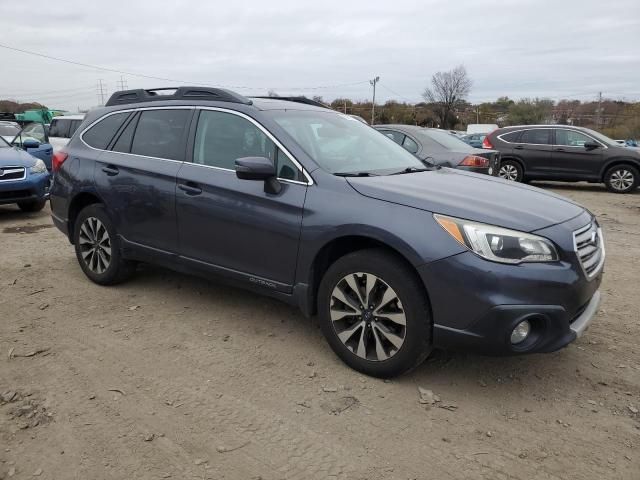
<box><xmin>30</xmin><ymin>159</ymin><xmax>47</xmax><ymax>174</ymax></box>
<box><xmin>434</xmin><ymin>214</ymin><xmax>559</xmax><ymax>264</ymax></box>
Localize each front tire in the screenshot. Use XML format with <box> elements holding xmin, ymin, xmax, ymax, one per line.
<box><xmin>17</xmin><ymin>199</ymin><xmax>46</xmax><ymax>212</ymax></box>
<box><xmin>73</xmin><ymin>204</ymin><xmax>136</xmax><ymax>285</ymax></box>
<box><xmin>317</xmin><ymin>249</ymin><xmax>432</xmax><ymax>378</ymax></box>
<box><xmin>604</xmin><ymin>165</ymin><xmax>638</xmax><ymax>193</ymax></box>
<box><xmin>498</xmin><ymin>160</ymin><xmax>524</xmax><ymax>182</ymax></box>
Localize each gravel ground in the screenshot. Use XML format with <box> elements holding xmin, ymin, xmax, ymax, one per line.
<box><xmin>0</xmin><ymin>182</ymin><xmax>638</xmax><ymax>480</ymax></box>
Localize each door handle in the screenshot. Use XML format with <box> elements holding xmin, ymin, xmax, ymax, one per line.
<box><xmin>178</xmin><ymin>183</ymin><xmax>202</xmax><ymax>195</ymax></box>
<box><xmin>554</xmin><ymin>148</ymin><xmax>565</xmax><ymax>152</ymax></box>
<box><xmin>514</xmin><ymin>145</ymin><xmax>524</xmax><ymax>150</ymax></box>
<box><xmin>101</xmin><ymin>165</ymin><xmax>119</xmax><ymax>176</ymax></box>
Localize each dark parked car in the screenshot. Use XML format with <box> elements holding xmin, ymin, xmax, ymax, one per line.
<box><xmin>374</xmin><ymin>125</ymin><xmax>500</xmax><ymax>176</ymax></box>
<box><xmin>484</xmin><ymin>125</ymin><xmax>640</xmax><ymax>193</ymax></box>
<box><xmin>0</xmin><ymin>136</ymin><xmax>51</xmax><ymax>212</ymax></box>
<box><xmin>50</xmin><ymin>87</ymin><xmax>604</xmax><ymax>378</ymax></box>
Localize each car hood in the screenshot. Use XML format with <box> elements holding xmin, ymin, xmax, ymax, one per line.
<box><xmin>346</xmin><ymin>168</ymin><xmax>585</xmax><ymax>232</ymax></box>
<box><xmin>0</xmin><ymin>146</ymin><xmax>37</xmax><ymax>168</ymax></box>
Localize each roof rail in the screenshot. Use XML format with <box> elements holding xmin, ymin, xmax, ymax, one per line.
<box><xmin>251</xmin><ymin>96</ymin><xmax>330</xmax><ymax>109</ymax></box>
<box><xmin>105</xmin><ymin>87</ymin><xmax>253</xmax><ymax>107</ymax></box>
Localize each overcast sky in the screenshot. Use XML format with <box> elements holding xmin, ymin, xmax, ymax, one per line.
<box><xmin>1</xmin><ymin>0</ymin><xmax>639</xmax><ymax>111</ymax></box>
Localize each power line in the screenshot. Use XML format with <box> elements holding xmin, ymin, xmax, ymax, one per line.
<box><xmin>0</xmin><ymin>43</ymin><xmax>368</xmax><ymax>92</ymax></box>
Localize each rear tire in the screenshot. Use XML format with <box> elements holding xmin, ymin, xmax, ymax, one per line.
<box><xmin>317</xmin><ymin>249</ymin><xmax>432</xmax><ymax>378</ymax></box>
<box><xmin>498</xmin><ymin>160</ymin><xmax>523</xmax><ymax>182</ymax></box>
<box><xmin>604</xmin><ymin>164</ymin><xmax>638</xmax><ymax>193</ymax></box>
<box><xmin>73</xmin><ymin>204</ymin><xmax>136</xmax><ymax>285</ymax></box>
<box><xmin>17</xmin><ymin>199</ymin><xmax>46</xmax><ymax>212</ymax></box>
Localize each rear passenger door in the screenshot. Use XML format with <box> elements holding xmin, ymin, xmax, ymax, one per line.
<box><xmin>175</xmin><ymin>108</ymin><xmax>308</xmax><ymax>290</ymax></box>
<box><xmin>93</xmin><ymin>108</ymin><xmax>193</xmax><ymax>254</ymax></box>
<box><xmin>512</xmin><ymin>128</ymin><xmax>553</xmax><ymax>178</ymax></box>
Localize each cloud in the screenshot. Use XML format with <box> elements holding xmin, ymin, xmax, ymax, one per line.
<box><xmin>0</xmin><ymin>0</ymin><xmax>638</xmax><ymax>110</ymax></box>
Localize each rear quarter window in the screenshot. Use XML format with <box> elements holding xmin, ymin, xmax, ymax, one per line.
<box><xmin>498</xmin><ymin>131</ymin><xmax>521</xmax><ymax>143</ymax></box>
<box><xmin>82</xmin><ymin>112</ymin><xmax>130</xmax><ymax>149</ymax></box>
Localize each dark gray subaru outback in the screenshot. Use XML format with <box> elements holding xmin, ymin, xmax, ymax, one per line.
<box><xmin>50</xmin><ymin>87</ymin><xmax>604</xmax><ymax>378</ymax></box>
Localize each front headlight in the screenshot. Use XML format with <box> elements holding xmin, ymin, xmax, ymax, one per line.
<box><xmin>30</xmin><ymin>159</ymin><xmax>47</xmax><ymax>174</ymax></box>
<box><xmin>434</xmin><ymin>214</ymin><xmax>559</xmax><ymax>264</ymax></box>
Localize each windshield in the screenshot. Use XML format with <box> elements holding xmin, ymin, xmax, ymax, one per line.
<box><xmin>267</xmin><ymin>110</ymin><xmax>425</xmax><ymax>175</ymax></box>
<box><xmin>419</xmin><ymin>129</ymin><xmax>476</xmax><ymax>151</ymax></box>
<box><xmin>0</xmin><ymin>124</ymin><xmax>20</xmax><ymax>137</ymax></box>
<box><xmin>581</xmin><ymin>128</ymin><xmax>617</xmax><ymax>147</ymax></box>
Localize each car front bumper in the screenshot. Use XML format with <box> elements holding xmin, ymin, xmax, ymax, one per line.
<box><xmin>0</xmin><ymin>172</ymin><xmax>50</xmax><ymax>205</ymax></box>
<box><xmin>418</xmin><ymin>212</ymin><xmax>603</xmax><ymax>355</ymax></box>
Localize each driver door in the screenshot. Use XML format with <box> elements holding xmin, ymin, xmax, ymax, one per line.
<box><xmin>13</xmin><ymin>123</ymin><xmax>53</xmax><ymax>169</ymax></box>
<box><xmin>176</xmin><ymin>109</ymin><xmax>308</xmax><ymax>291</ymax></box>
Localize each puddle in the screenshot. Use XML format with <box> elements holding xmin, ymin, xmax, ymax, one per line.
<box><xmin>3</xmin><ymin>224</ymin><xmax>54</xmax><ymax>234</ymax></box>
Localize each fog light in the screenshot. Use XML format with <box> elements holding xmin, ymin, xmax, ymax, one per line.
<box><xmin>510</xmin><ymin>320</ymin><xmax>531</xmax><ymax>344</ymax></box>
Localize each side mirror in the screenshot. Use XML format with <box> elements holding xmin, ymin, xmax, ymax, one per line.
<box><xmin>235</xmin><ymin>156</ymin><xmax>281</xmax><ymax>194</ymax></box>
<box><xmin>584</xmin><ymin>141</ymin><xmax>600</xmax><ymax>150</ymax></box>
<box><xmin>235</xmin><ymin>156</ymin><xmax>276</xmax><ymax>180</ymax></box>
<box><xmin>22</xmin><ymin>139</ymin><xmax>41</xmax><ymax>149</ymax></box>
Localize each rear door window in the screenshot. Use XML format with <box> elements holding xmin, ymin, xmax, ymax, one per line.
<box><xmin>402</xmin><ymin>136</ymin><xmax>419</xmax><ymax>154</ymax></box>
<box><xmin>130</xmin><ymin>109</ymin><xmax>191</xmax><ymax>161</ymax></box>
<box><xmin>83</xmin><ymin>112</ymin><xmax>130</xmax><ymax>149</ymax></box>
<box><xmin>49</xmin><ymin>119</ymin><xmax>71</xmax><ymax>138</ymax></box>
<box><xmin>520</xmin><ymin>129</ymin><xmax>552</xmax><ymax>145</ymax></box>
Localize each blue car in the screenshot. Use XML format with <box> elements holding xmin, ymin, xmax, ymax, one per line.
<box><xmin>0</xmin><ymin>136</ymin><xmax>51</xmax><ymax>212</ymax></box>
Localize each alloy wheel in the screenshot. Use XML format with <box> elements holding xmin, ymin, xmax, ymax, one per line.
<box><xmin>330</xmin><ymin>272</ymin><xmax>406</xmax><ymax>361</ymax></box>
<box><xmin>609</xmin><ymin>168</ymin><xmax>634</xmax><ymax>191</ymax></box>
<box><xmin>78</xmin><ymin>217</ymin><xmax>112</xmax><ymax>274</ymax></box>
<box><xmin>499</xmin><ymin>164</ymin><xmax>519</xmax><ymax>181</ymax></box>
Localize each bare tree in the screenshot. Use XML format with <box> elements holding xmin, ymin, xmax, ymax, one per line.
<box><xmin>422</xmin><ymin>65</ymin><xmax>472</xmax><ymax>129</ymax></box>
<box><xmin>267</xmin><ymin>89</ymin><xmax>279</xmax><ymax>97</ymax></box>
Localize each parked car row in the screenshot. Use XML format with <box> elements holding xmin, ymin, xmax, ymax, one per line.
<box><xmin>483</xmin><ymin>125</ymin><xmax>640</xmax><ymax>193</ymax></box>
<box><xmin>48</xmin><ymin>86</ymin><xmax>604</xmax><ymax>378</ymax></box>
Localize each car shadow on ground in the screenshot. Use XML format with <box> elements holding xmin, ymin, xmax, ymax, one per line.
<box><xmin>0</xmin><ymin>204</ymin><xmax>52</xmax><ymax>223</ymax></box>
<box><xmin>130</xmin><ymin>262</ymin><xmax>573</xmax><ymax>392</ymax></box>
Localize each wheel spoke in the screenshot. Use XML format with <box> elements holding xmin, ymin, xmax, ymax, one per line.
<box><xmin>356</xmin><ymin>325</ymin><xmax>367</xmax><ymax>358</ymax></box>
<box><xmin>80</xmin><ymin>223</ymin><xmax>93</xmax><ymax>242</ymax></box>
<box><xmin>374</xmin><ymin>323</ymin><xmax>404</xmax><ymax>349</ymax></box>
<box><xmin>377</xmin><ymin>312</ymin><xmax>406</xmax><ymax>326</ymax></box>
<box><xmin>332</xmin><ymin>284</ymin><xmax>361</xmax><ymax>311</ymax></box>
<box><xmin>371</xmin><ymin>327</ymin><xmax>388</xmax><ymax>361</ymax></box>
<box><xmin>337</xmin><ymin>320</ymin><xmax>364</xmax><ymax>344</ymax></box>
<box><xmin>345</xmin><ymin>274</ymin><xmax>366</xmax><ymax>307</ymax></box>
<box><xmin>364</xmin><ymin>273</ymin><xmax>376</xmax><ymax>307</ymax></box>
<box><xmin>374</xmin><ymin>285</ymin><xmax>397</xmax><ymax>313</ymax></box>
<box><xmin>330</xmin><ymin>307</ymin><xmax>358</xmax><ymax>322</ymax></box>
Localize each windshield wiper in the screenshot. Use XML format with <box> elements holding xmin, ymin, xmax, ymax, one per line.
<box><xmin>334</xmin><ymin>171</ymin><xmax>378</xmax><ymax>177</ymax></box>
<box><xmin>389</xmin><ymin>167</ymin><xmax>431</xmax><ymax>175</ymax></box>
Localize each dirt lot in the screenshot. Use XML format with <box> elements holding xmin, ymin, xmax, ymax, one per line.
<box><xmin>0</xmin><ymin>183</ymin><xmax>638</xmax><ymax>480</ymax></box>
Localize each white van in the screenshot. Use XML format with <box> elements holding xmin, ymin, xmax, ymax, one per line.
<box><xmin>466</xmin><ymin>123</ymin><xmax>498</xmax><ymax>135</ymax></box>
<box><xmin>48</xmin><ymin>115</ymin><xmax>85</xmax><ymax>151</ymax></box>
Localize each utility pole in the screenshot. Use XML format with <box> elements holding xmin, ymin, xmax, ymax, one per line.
<box><xmin>369</xmin><ymin>76</ymin><xmax>380</xmax><ymax>125</ymax></box>
<box><xmin>117</xmin><ymin>76</ymin><xmax>128</xmax><ymax>91</ymax></box>
<box><xmin>476</xmin><ymin>106</ymin><xmax>480</xmax><ymax>124</ymax></box>
<box><xmin>595</xmin><ymin>91</ymin><xmax>603</xmax><ymax>129</ymax></box>
<box><xmin>96</xmin><ymin>79</ymin><xmax>106</xmax><ymax>105</ymax></box>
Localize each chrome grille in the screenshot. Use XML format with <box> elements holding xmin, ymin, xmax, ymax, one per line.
<box><xmin>573</xmin><ymin>222</ymin><xmax>605</xmax><ymax>279</ymax></box>
<box><xmin>0</xmin><ymin>166</ymin><xmax>26</xmax><ymax>182</ymax></box>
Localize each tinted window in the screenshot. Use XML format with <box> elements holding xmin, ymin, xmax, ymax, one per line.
<box><xmin>500</xmin><ymin>131</ymin><xmax>521</xmax><ymax>143</ymax></box>
<box><xmin>22</xmin><ymin>123</ymin><xmax>47</xmax><ymax>143</ymax></box>
<box><xmin>276</xmin><ymin>148</ymin><xmax>301</xmax><ymax>181</ymax></box>
<box><xmin>379</xmin><ymin>130</ymin><xmax>404</xmax><ymax>145</ymax></box>
<box><xmin>419</xmin><ymin>129</ymin><xmax>475</xmax><ymax>151</ymax></box>
<box><xmin>83</xmin><ymin>112</ymin><xmax>129</xmax><ymax>149</ymax></box>
<box><xmin>555</xmin><ymin>129</ymin><xmax>593</xmax><ymax>147</ymax></box>
<box><xmin>131</xmin><ymin>110</ymin><xmax>190</xmax><ymax>161</ymax></box>
<box><xmin>49</xmin><ymin>119</ymin><xmax>71</xmax><ymax>138</ymax></box>
<box><xmin>194</xmin><ymin>110</ymin><xmax>277</xmax><ymax>170</ymax></box>
<box><xmin>69</xmin><ymin>120</ymin><xmax>83</xmax><ymax>137</ymax></box>
<box><xmin>402</xmin><ymin>136</ymin><xmax>419</xmax><ymax>154</ymax></box>
<box><xmin>112</xmin><ymin>115</ymin><xmax>138</xmax><ymax>153</ymax></box>
<box><xmin>520</xmin><ymin>129</ymin><xmax>551</xmax><ymax>145</ymax></box>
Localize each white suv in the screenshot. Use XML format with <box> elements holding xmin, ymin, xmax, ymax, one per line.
<box><xmin>48</xmin><ymin>115</ymin><xmax>85</xmax><ymax>151</ymax></box>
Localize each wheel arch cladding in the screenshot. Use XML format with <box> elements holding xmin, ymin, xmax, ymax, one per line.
<box><xmin>601</xmin><ymin>159</ymin><xmax>640</xmax><ymax>181</ymax></box>
<box><xmin>68</xmin><ymin>191</ymin><xmax>104</xmax><ymax>243</ymax></box>
<box><xmin>307</xmin><ymin>235</ymin><xmax>432</xmax><ymax>317</ymax></box>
